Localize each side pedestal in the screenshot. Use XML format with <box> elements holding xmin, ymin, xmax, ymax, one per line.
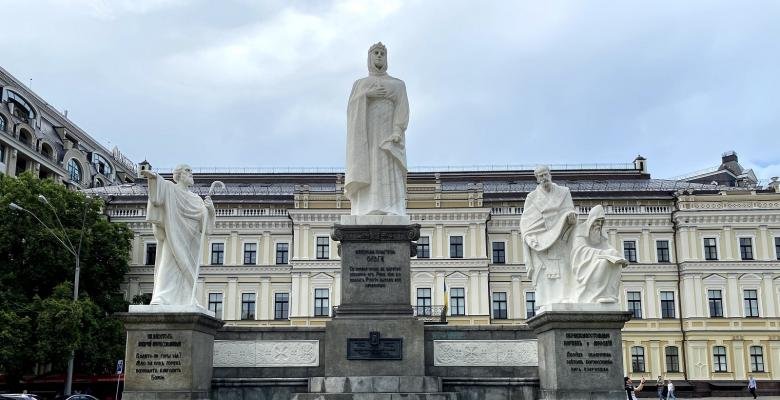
<box><xmin>118</xmin><ymin>311</ymin><xmax>224</xmax><ymax>400</ymax></box>
<box><xmin>526</xmin><ymin>310</ymin><xmax>631</xmax><ymax>400</ymax></box>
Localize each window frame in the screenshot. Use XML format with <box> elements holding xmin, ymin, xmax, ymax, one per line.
<box><xmin>703</xmin><ymin>237</ymin><xmax>719</xmax><ymax>261</ymax></box>
<box><xmin>749</xmin><ymin>346</ymin><xmax>765</xmax><ymax>372</ymax></box>
<box><xmin>210</xmin><ymin>242</ymin><xmax>225</xmax><ymax>265</ymax></box>
<box><xmin>313</xmin><ymin>288</ymin><xmax>330</xmax><ymax>317</ymax></box>
<box><xmin>449</xmin><ymin>235</ymin><xmax>464</xmax><ymax>259</ymax></box>
<box><xmin>492</xmin><ymin>291</ymin><xmax>508</xmax><ymax>319</ymax></box>
<box><xmin>627</xmin><ymin>290</ymin><xmax>643</xmax><ymax>319</ymax></box>
<box><xmin>713</xmin><ymin>346</ymin><xmax>728</xmax><ymax>372</ymax></box>
<box><xmin>243</xmin><ymin>242</ymin><xmax>257</xmax><ymax>265</ymax></box>
<box><xmin>665</xmin><ymin>346</ymin><xmax>680</xmax><ymax>373</ymax></box>
<box><xmin>631</xmin><ymin>346</ymin><xmax>646</xmax><ymax>373</ymax></box>
<box><xmin>275</xmin><ymin>242</ymin><xmax>289</xmax><ymax>265</ymax></box>
<box><xmin>240</xmin><ymin>292</ymin><xmax>256</xmax><ymax>320</ymax></box>
<box><xmin>274</xmin><ymin>292</ymin><xmax>289</xmax><ymax>320</ymax></box>
<box><xmin>416</xmin><ymin>287</ymin><xmax>432</xmax><ymax>316</ymax></box>
<box><xmin>416</xmin><ymin>236</ymin><xmax>430</xmax><ymax>259</ymax></box>
<box><xmin>743</xmin><ymin>289</ymin><xmax>760</xmax><ymax>317</ymax></box>
<box><xmin>656</xmin><ymin>240</ymin><xmax>670</xmax><ymax>263</ymax></box>
<box><xmin>708</xmin><ymin>289</ymin><xmax>724</xmax><ymax>318</ymax></box>
<box><xmin>67</xmin><ymin>158</ymin><xmax>82</xmax><ymax>183</ymax></box>
<box><xmin>525</xmin><ymin>291</ymin><xmax>536</xmax><ymax>319</ymax></box>
<box><xmin>315</xmin><ymin>237</ymin><xmax>330</xmax><ymax>260</ymax></box>
<box><xmin>775</xmin><ymin>236</ymin><xmax>780</xmax><ymax>260</ymax></box>
<box><xmin>144</xmin><ymin>241</ymin><xmax>157</xmax><ymax>266</ymax></box>
<box><xmin>660</xmin><ymin>291</ymin><xmax>676</xmax><ymax>319</ymax></box>
<box><xmin>738</xmin><ymin>236</ymin><xmax>755</xmax><ymax>261</ymax></box>
<box><xmin>492</xmin><ymin>241</ymin><xmax>506</xmax><ymax>264</ymax></box>
<box><xmin>450</xmin><ymin>287</ymin><xmax>466</xmax><ymax>316</ymax></box>
<box><xmin>208</xmin><ymin>292</ymin><xmax>224</xmax><ymax>319</ymax></box>
<box><xmin>623</xmin><ymin>240</ymin><xmax>638</xmax><ymax>263</ymax></box>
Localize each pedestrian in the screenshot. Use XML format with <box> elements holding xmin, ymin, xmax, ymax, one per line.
<box><xmin>748</xmin><ymin>375</ymin><xmax>758</xmax><ymax>399</ymax></box>
<box><xmin>656</xmin><ymin>375</ymin><xmax>665</xmax><ymax>400</ymax></box>
<box><xmin>625</xmin><ymin>376</ymin><xmax>646</xmax><ymax>400</ymax></box>
<box><xmin>666</xmin><ymin>379</ymin><xmax>676</xmax><ymax>400</ymax></box>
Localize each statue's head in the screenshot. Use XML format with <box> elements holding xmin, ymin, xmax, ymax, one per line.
<box><xmin>172</xmin><ymin>164</ymin><xmax>194</xmax><ymax>187</ymax></box>
<box><xmin>586</xmin><ymin>205</ymin><xmax>606</xmax><ymax>241</ymax></box>
<box><xmin>534</xmin><ymin>165</ymin><xmax>552</xmax><ymax>189</ymax></box>
<box><xmin>367</xmin><ymin>42</ymin><xmax>388</xmax><ymax>75</ymax></box>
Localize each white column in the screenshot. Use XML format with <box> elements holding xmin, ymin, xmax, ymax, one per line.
<box><xmin>434</xmin><ymin>272</ymin><xmax>445</xmax><ymax>307</ymax></box>
<box><xmin>758</xmin><ymin>226</ymin><xmax>770</xmax><ymax>260</ymax></box>
<box><xmin>263</xmin><ymin>231</ymin><xmax>271</xmax><ymax>265</ymax></box>
<box><xmin>290</xmin><ymin>273</ymin><xmax>301</xmax><ymax>317</ymax></box>
<box><xmin>678</xmin><ymin>227</ymin><xmax>690</xmax><ymax>261</ymax></box>
<box><xmin>689</xmin><ymin>227</ymin><xmax>700</xmax><ymax>260</ymax></box>
<box><xmin>682</xmin><ymin>276</ymin><xmax>697</xmax><ymax>317</ymax></box>
<box><xmin>693</xmin><ymin>275</ymin><xmax>704</xmax><ymax>317</ymax></box>
<box><xmin>511</xmin><ymin>276</ymin><xmax>522</xmax><ymax>319</ymax></box>
<box><xmin>301</xmin><ymin>273</ymin><xmax>311</xmax><ymax>317</ymax></box>
<box><xmin>259</xmin><ymin>278</ymin><xmax>270</xmax><ymax>320</ymax></box>
<box><xmin>479</xmin><ymin>271</ymin><xmax>489</xmax><ymax>315</ymax></box>
<box><xmin>468</xmin><ymin>272</ymin><xmax>479</xmax><ymax>315</ymax></box>
<box><xmin>770</xmin><ymin>342</ymin><xmax>780</xmax><ymax>380</ymax></box>
<box><xmin>469</xmin><ymin>223</ymin><xmax>478</xmax><ymax>258</ymax></box>
<box><xmin>510</xmin><ymin>230</ymin><xmax>521</xmax><ymax>264</ymax></box>
<box><xmin>649</xmin><ymin>341</ymin><xmax>661</xmax><ymax>377</ymax></box>
<box><xmin>723</xmin><ymin>226</ymin><xmax>734</xmax><ymax>261</ymax></box>
<box><xmin>435</xmin><ymin>224</ymin><xmax>444</xmax><ymax>258</ymax></box>
<box><xmin>762</xmin><ymin>273</ymin><xmax>776</xmax><ymax>317</ymax></box>
<box><xmin>477</xmin><ymin>223</ymin><xmax>486</xmax><ymax>259</ymax></box>
<box><xmin>226</xmin><ymin>277</ymin><xmax>238</xmax><ymax>320</ymax></box>
<box><xmin>645</xmin><ymin>276</ymin><xmax>657</xmax><ymax>319</ymax></box>
<box><xmin>727</xmin><ymin>274</ymin><xmax>740</xmax><ymax>318</ymax></box>
<box><xmin>733</xmin><ymin>340</ymin><xmax>746</xmax><ymax>380</ymax></box>
<box><xmin>641</xmin><ymin>229</ymin><xmax>651</xmax><ymax>263</ymax></box>
<box><xmin>229</xmin><ymin>231</ymin><xmax>239</xmax><ymax>265</ymax></box>
<box><xmin>302</xmin><ymin>225</ymin><xmax>310</xmax><ymax>259</ymax></box>
<box><xmin>293</xmin><ymin>225</ymin><xmax>302</xmax><ymax>260</ymax></box>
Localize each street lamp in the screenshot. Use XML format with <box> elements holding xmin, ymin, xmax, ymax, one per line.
<box><xmin>9</xmin><ymin>195</ymin><xmax>89</xmax><ymax>396</ymax></box>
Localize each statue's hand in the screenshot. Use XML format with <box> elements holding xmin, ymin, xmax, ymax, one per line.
<box><xmin>527</xmin><ymin>235</ymin><xmax>539</xmax><ymax>249</ymax></box>
<box><xmin>204</xmin><ymin>196</ymin><xmax>214</xmax><ymax>210</ymax></box>
<box><xmin>367</xmin><ymin>84</ymin><xmax>387</xmax><ymax>98</ymax></box>
<box><xmin>389</xmin><ymin>133</ymin><xmax>402</xmax><ymax>144</ymax></box>
<box><xmin>140</xmin><ymin>170</ymin><xmax>156</xmax><ymax>179</ymax></box>
<box><xmin>567</xmin><ymin>212</ymin><xmax>577</xmax><ymax>225</ymax></box>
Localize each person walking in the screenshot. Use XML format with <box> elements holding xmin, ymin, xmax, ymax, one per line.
<box><xmin>748</xmin><ymin>375</ymin><xmax>758</xmax><ymax>399</ymax></box>
<box><xmin>666</xmin><ymin>379</ymin><xmax>676</xmax><ymax>400</ymax></box>
<box><xmin>656</xmin><ymin>376</ymin><xmax>665</xmax><ymax>399</ymax></box>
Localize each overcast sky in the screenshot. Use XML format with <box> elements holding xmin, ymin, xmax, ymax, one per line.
<box><xmin>2</xmin><ymin>0</ymin><xmax>779</xmax><ymax>180</ymax></box>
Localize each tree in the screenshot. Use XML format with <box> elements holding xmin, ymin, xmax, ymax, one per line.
<box><xmin>0</xmin><ymin>173</ymin><xmax>133</xmax><ymax>389</ymax></box>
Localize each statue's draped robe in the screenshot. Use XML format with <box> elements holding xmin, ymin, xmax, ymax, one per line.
<box><xmin>571</xmin><ymin>207</ymin><xmax>623</xmax><ymax>303</ymax></box>
<box><xmin>146</xmin><ymin>174</ymin><xmax>214</xmax><ymax>305</ymax></box>
<box><xmin>520</xmin><ymin>183</ymin><xmax>575</xmax><ymax>308</ymax></box>
<box><xmin>344</xmin><ymin>59</ymin><xmax>409</xmax><ymax>215</ymax></box>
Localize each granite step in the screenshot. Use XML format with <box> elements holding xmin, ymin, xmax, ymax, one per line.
<box><xmin>292</xmin><ymin>393</ymin><xmax>459</xmax><ymax>400</ymax></box>
<box><xmin>309</xmin><ymin>376</ymin><xmax>441</xmax><ymax>393</ymax></box>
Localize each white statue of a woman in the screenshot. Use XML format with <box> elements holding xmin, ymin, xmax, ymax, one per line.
<box><xmin>570</xmin><ymin>205</ymin><xmax>627</xmax><ymax>304</ymax></box>
<box><xmin>141</xmin><ymin>164</ymin><xmax>215</xmax><ymax>306</ymax></box>
<box><xmin>344</xmin><ymin>42</ymin><xmax>410</xmax><ymax>216</ymax></box>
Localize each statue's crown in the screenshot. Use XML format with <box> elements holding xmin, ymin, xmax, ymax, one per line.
<box><xmin>369</xmin><ymin>42</ymin><xmax>386</xmax><ymax>53</ymax></box>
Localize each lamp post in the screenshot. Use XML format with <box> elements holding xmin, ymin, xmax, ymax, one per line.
<box><xmin>9</xmin><ymin>194</ymin><xmax>89</xmax><ymax>396</ymax></box>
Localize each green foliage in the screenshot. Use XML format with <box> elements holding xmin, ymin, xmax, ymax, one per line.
<box><xmin>0</xmin><ymin>173</ymin><xmax>134</xmax><ymax>386</ymax></box>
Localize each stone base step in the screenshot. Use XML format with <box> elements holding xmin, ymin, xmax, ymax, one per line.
<box><xmin>309</xmin><ymin>376</ymin><xmax>441</xmax><ymax>394</ymax></box>
<box><xmin>292</xmin><ymin>393</ymin><xmax>459</xmax><ymax>400</ymax></box>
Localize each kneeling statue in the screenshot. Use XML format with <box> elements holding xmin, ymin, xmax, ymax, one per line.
<box><xmin>571</xmin><ymin>205</ymin><xmax>627</xmax><ymax>304</ymax></box>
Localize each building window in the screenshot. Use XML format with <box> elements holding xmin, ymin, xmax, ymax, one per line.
<box><xmin>208</xmin><ymin>293</ymin><xmax>223</xmax><ymax>319</ymax></box>
<box><xmin>665</xmin><ymin>346</ymin><xmax>680</xmax><ymax>373</ymax></box>
<box><xmin>314</xmin><ymin>288</ymin><xmax>329</xmax><ymax>316</ymax></box>
<box><xmin>67</xmin><ymin>159</ymin><xmax>82</xmax><ymax>183</ymax></box>
<box><xmin>623</xmin><ymin>241</ymin><xmax>637</xmax><ymax>263</ymax></box>
<box><xmin>525</xmin><ymin>292</ymin><xmax>536</xmax><ymax>318</ymax></box>
<box><xmin>713</xmin><ymin>346</ymin><xmax>727</xmax><ymax>372</ymax></box>
<box><xmin>92</xmin><ymin>153</ymin><xmax>113</xmax><ymax>176</ymax></box>
<box><xmin>750</xmin><ymin>346</ymin><xmax>765</xmax><ymax>372</ymax></box>
<box><xmin>416</xmin><ymin>288</ymin><xmax>432</xmax><ymax>316</ymax></box>
<box><xmin>627</xmin><ymin>291</ymin><xmax>642</xmax><ymax>319</ymax></box>
<box><xmin>631</xmin><ymin>346</ymin><xmax>646</xmax><ymax>373</ymax></box>
<box><xmin>450</xmin><ymin>236</ymin><xmax>464</xmax><ymax>258</ymax></box>
<box><xmin>0</xmin><ymin>115</ymin><xmax>6</xmax><ymax>132</ymax></box>
<box><xmin>775</xmin><ymin>237</ymin><xmax>780</xmax><ymax>260</ymax></box>
<box><xmin>316</xmin><ymin>237</ymin><xmax>329</xmax><ymax>260</ymax></box>
<box><xmin>211</xmin><ymin>243</ymin><xmax>224</xmax><ymax>265</ymax></box>
<box><xmin>704</xmin><ymin>238</ymin><xmax>718</xmax><ymax>260</ymax></box>
<box><xmin>744</xmin><ymin>289</ymin><xmax>760</xmax><ymax>317</ymax></box>
<box><xmin>660</xmin><ymin>291</ymin><xmax>675</xmax><ymax>319</ymax></box>
<box><xmin>416</xmin><ymin>236</ymin><xmax>430</xmax><ymax>259</ymax></box>
<box><xmin>144</xmin><ymin>243</ymin><xmax>157</xmax><ymax>266</ymax></box>
<box><xmin>243</xmin><ymin>243</ymin><xmax>257</xmax><ymax>265</ymax></box>
<box><xmin>739</xmin><ymin>237</ymin><xmax>754</xmax><ymax>260</ymax></box>
<box><xmin>274</xmin><ymin>293</ymin><xmax>289</xmax><ymax>320</ymax></box>
<box><xmin>275</xmin><ymin>243</ymin><xmax>289</xmax><ymax>264</ymax></box>
<box><xmin>241</xmin><ymin>293</ymin><xmax>255</xmax><ymax>320</ymax></box>
<box><xmin>492</xmin><ymin>242</ymin><xmax>506</xmax><ymax>264</ymax></box>
<box><xmin>708</xmin><ymin>289</ymin><xmax>724</xmax><ymax>317</ymax></box>
<box><xmin>492</xmin><ymin>292</ymin><xmax>508</xmax><ymax>319</ymax></box>
<box><xmin>656</xmin><ymin>240</ymin><xmax>670</xmax><ymax>263</ymax></box>
<box><xmin>450</xmin><ymin>288</ymin><xmax>465</xmax><ymax>316</ymax></box>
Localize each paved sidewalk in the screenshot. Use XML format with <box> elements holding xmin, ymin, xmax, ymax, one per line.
<box><xmin>692</xmin><ymin>397</ymin><xmax>779</xmax><ymax>399</ymax></box>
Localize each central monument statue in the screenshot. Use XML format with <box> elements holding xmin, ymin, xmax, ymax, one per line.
<box><xmin>520</xmin><ymin>165</ymin><xmax>577</xmax><ymax>309</ymax></box>
<box><xmin>345</xmin><ymin>42</ymin><xmax>410</xmax><ymax>216</ymax></box>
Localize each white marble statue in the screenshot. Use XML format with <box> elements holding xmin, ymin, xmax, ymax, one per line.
<box><xmin>344</xmin><ymin>42</ymin><xmax>410</xmax><ymax>216</ymax></box>
<box><xmin>571</xmin><ymin>205</ymin><xmax>627</xmax><ymax>304</ymax></box>
<box><xmin>520</xmin><ymin>165</ymin><xmax>577</xmax><ymax>309</ymax></box>
<box><xmin>141</xmin><ymin>164</ymin><xmax>216</xmax><ymax>306</ymax></box>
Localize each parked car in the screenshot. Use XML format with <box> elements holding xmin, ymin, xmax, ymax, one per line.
<box><xmin>0</xmin><ymin>394</ymin><xmax>40</xmax><ymax>400</ymax></box>
<box><xmin>65</xmin><ymin>396</ymin><xmax>98</xmax><ymax>400</ymax></box>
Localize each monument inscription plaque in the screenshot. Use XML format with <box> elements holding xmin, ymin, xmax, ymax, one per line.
<box><xmin>347</xmin><ymin>331</ymin><xmax>403</xmax><ymax>360</ymax></box>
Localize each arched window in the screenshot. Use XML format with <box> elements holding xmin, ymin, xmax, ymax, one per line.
<box><xmin>19</xmin><ymin>129</ymin><xmax>32</xmax><ymax>145</ymax></box>
<box><xmin>67</xmin><ymin>159</ymin><xmax>82</xmax><ymax>183</ymax></box>
<box><xmin>40</xmin><ymin>142</ymin><xmax>54</xmax><ymax>159</ymax></box>
<box><xmin>92</xmin><ymin>153</ymin><xmax>113</xmax><ymax>176</ymax></box>
<box><xmin>7</xmin><ymin>90</ymin><xmax>36</xmax><ymax>123</ymax></box>
<box><xmin>94</xmin><ymin>178</ymin><xmax>104</xmax><ymax>187</ymax></box>
<box><xmin>0</xmin><ymin>115</ymin><xmax>6</xmax><ymax>132</ymax></box>
<box><xmin>631</xmin><ymin>346</ymin><xmax>645</xmax><ymax>373</ymax></box>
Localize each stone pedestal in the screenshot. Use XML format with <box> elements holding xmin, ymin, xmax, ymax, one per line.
<box><xmin>118</xmin><ymin>311</ymin><xmax>224</xmax><ymax>400</ymax></box>
<box><xmin>526</xmin><ymin>311</ymin><xmax>632</xmax><ymax>400</ymax></box>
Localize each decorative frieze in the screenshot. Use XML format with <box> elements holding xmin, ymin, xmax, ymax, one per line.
<box><xmin>433</xmin><ymin>340</ymin><xmax>538</xmax><ymax>367</ymax></box>
<box><xmin>213</xmin><ymin>340</ymin><xmax>319</xmax><ymax>367</ymax></box>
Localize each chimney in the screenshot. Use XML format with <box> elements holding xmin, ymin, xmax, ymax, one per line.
<box><xmin>633</xmin><ymin>155</ymin><xmax>647</xmax><ymax>173</ymax></box>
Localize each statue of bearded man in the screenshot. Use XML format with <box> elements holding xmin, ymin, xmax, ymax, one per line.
<box><xmin>520</xmin><ymin>165</ymin><xmax>577</xmax><ymax>310</ymax></box>
<box><xmin>345</xmin><ymin>42</ymin><xmax>410</xmax><ymax>216</ymax></box>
